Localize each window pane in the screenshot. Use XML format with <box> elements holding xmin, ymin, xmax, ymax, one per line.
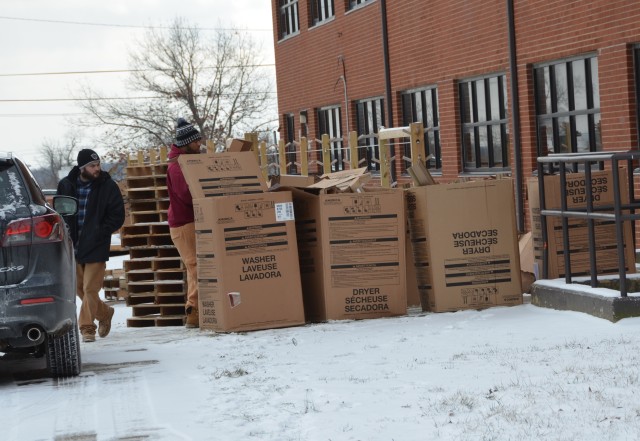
<box><xmin>572</xmin><ymin>59</ymin><xmax>587</xmax><ymax>110</ymax></box>
<box><xmin>415</xmin><ymin>92</ymin><xmax>424</xmax><ymax>125</ymax></box>
<box><xmin>463</xmin><ymin>128</ymin><xmax>475</xmax><ymax>165</ymax></box>
<box><xmin>492</xmin><ymin>125</ymin><xmax>503</xmax><ymax>167</ymax></box>
<box><xmin>538</xmin><ymin>117</ymin><xmax>554</xmax><ymax>155</ymax></box>
<box><xmin>476</xmin><ymin>80</ymin><xmax>486</xmax><ymax>122</ymax></box>
<box><xmin>502</xmin><ymin>76</ymin><xmax>508</xmax><ymax>117</ymax></box>
<box><xmin>489</xmin><ymin>77</ymin><xmax>500</xmax><ymax>120</ymax></box>
<box><xmin>575</xmin><ymin>114</ymin><xmax>590</xmax><ymax>153</ymax></box>
<box><xmin>366</xmin><ymin>102</ymin><xmax>374</xmax><ymax>134</ymax></box>
<box><xmin>535</xmin><ymin>67</ymin><xmax>551</xmax><ymax>115</ymax></box>
<box><xmin>461</xmin><ymin>83</ymin><xmax>473</xmax><ymax>124</ymax></box>
<box><xmin>555</xmin><ymin>64</ymin><xmax>569</xmax><ymax>113</ymax></box>
<box><xmin>593</xmin><ymin>113</ymin><xmax>602</xmax><ymax>151</ymax></box>
<box><xmin>426</xmin><ymin>131</ymin><xmax>434</xmax><ymax>157</ymax></box>
<box><xmin>479</xmin><ymin>127</ymin><xmax>489</xmax><ymax>167</ymax></box>
<box><xmin>557</xmin><ymin>116</ymin><xmax>571</xmax><ymax>153</ymax></box>
<box><xmin>591</xmin><ymin>58</ymin><xmax>600</xmax><ymax>109</ymax></box>
<box><xmin>425</xmin><ymin>91</ymin><xmax>434</xmax><ymax>126</ymax></box>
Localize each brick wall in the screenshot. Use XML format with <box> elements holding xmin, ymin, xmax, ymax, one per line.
<box><xmin>273</xmin><ymin>0</ymin><xmax>640</xmax><ymax>242</ymax></box>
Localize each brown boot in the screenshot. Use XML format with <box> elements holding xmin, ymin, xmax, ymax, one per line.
<box><xmin>98</xmin><ymin>306</ymin><xmax>115</xmax><ymax>338</ymax></box>
<box><xmin>82</xmin><ymin>330</ymin><xmax>96</xmax><ymax>343</ymax></box>
<box><xmin>185</xmin><ymin>306</ymin><xmax>199</xmax><ymax>328</ymax></box>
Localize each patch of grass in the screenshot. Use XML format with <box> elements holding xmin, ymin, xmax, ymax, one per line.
<box><xmin>212</xmin><ymin>367</ymin><xmax>249</xmax><ymax>379</ymax></box>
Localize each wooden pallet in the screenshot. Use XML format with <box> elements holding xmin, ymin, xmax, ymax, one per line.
<box><xmin>126</xmin><ymin>314</ymin><xmax>185</xmax><ymax>328</ymax></box>
<box><xmin>123</xmin><ymin>148</ymin><xmax>187</xmax><ymax>327</ymax></box>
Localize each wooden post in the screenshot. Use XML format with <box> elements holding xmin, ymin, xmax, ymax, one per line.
<box><xmin>409</xmin><ymin>122</ymin><xmax>425</xmax><ymax>165</ymax></box>
<box><xmin>278</xmin><ymin>139</ymin><xmax>287</xmax><ymax>176</ymax></box>
<box><xmin>322</xmin><ymin>134</ymin><xmax>331</xmax><ymax>174</ymax></box>
<box><xmin>349</xmin><ymin>131</ymin><xmax>359</xmax><ymax>169</ymax></box>
<box><xmin>259</xmin><ymin>140</ymin><xmax>269</xmax><ymax>181</ymax></box>
<box><xmin>300</xmin><ymin>137</ymin><xmax>309</xmax><ymax>176</ymax></box>
<box><xmin>379</xmin><ymin>138</ymin><xmax>391</xmax><ymax>188</ymax></box>
<box><xmin>136</xmin><ymin>150</ymin><xmax>144</xmax><ymax>165</ymax></box>
<box><xmin>159</xmin><ymin>145</ymin><xmax>168</xmax><ymax>163</ymax></box>
<box><xmin>206</xmin><ymin>139</ymin><xmax>215</xmax><ymax>153</ymax></box>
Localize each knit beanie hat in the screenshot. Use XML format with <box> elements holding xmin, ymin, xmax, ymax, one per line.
<box><xmin>175</xmin><ymin>118</ymin><xmax>202</xmax><ymax>147</ymax></box>
<box><xmin>77</xmin><ymin>148</ymin><xmax>100</xmax><ymax>169</ymax></box>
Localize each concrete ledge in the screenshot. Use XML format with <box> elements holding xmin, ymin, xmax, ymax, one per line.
<box><xmin>531</xmin><ymin>282</ymin><xmax>640</xmax><ymax>322</ymax></box>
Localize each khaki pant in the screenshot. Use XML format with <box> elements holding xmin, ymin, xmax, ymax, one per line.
<box><xmin>76</xmin><ymin>262</ymin><xmax>110</xmax><ymax>334</ymax></box>
<box><xmin>170</xmin><ymin>222</ymin><xmax>198</xmax><ymax>309</ymax></box>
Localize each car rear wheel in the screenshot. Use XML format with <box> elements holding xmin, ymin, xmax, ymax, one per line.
<box><xmin>46</xmin><ymin>321</ymin><xmax>82</xmax><ymax>378</ymax></box>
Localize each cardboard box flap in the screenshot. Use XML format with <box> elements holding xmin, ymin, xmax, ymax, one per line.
<box><xmin>226</xmin><ymin>138</ymin><xmax>254</xmax><ymax>152</ymax></box>
<box><xmin>519</xmin><ymin>232</ymin><xmax>534</xmax><ymax>274</ymax></box>
<box><xmin>178</xmin><ymin>151</ymin><xmax>268</xmax><ymax>199</ymax></box>
<box><xmin>407</xmin><ymin>157</ymin><xmax>437</xmax><ymax>187</ymax></box>
<box><xmin>307</xmin><ymin>167</ymin><xmax>371</xmax><ymax>192</ymax></box>
<box><xmin>269</xmin><ymin>174</ymin><xmax>318</xmax><ymax>189</ymax></box>
<box><xmin>318</xmin><ymin>167</ymin><xmax>368</xmax><ymax>180</ymax></box>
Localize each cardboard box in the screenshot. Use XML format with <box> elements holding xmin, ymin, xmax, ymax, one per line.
<box><xmin>178</xmin><ymin>151</ymin><xmax>268</xmax><ymax>199</ymax></box>
<box><xmin>193</xmin><ymin>191</ymin><xmax>305</xmax><ymax>332</ymax></box>
<box><xmin>406</xmin><ymin>179</ymin><xmax>523</xmax><ymax>313</ymax></box>
<box><xmin>527</xmin><ymin>169</ymin><xmax>635</xmax><ymax>279</ymax></box>
<box><xmin>287</xmin><ymin>187</ymin><xmax>407</xmax><ymax>322</ymax></box>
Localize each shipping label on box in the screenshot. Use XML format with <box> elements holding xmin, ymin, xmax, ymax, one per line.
<box><xmin>527</xmin><ymin>169</ymin><xmax>635</xmax><ymax>279</ymax></box>
<box><xmin>193</xmin><ymin>191</ymin><xmax>305</xmax><ymax>332</ymax></box>
<box><xmin>407</xmin><ymin>179</ymin><xmax>522</xmax><ymax>313</ymax></box>
<box><xmin>178</xmin><ymin>151</ymin><xmax>268</xmax><ymax>199</ymax></box>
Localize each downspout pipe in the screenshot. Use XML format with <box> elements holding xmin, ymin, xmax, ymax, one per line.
<box><xmin>380</xmin><ymin>0</ymin><xmax>393</xmax><ymax>127</ymax></box>
<box><xmin>507</xmin><ymin>0</ymin><xmax>525</xmax><ymax>233</ymax></box>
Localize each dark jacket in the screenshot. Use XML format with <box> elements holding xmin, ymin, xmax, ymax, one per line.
<box><xmin>57</xmin><ymin>166</ymin><xmax>125</xmax><ymax>264</ymax></box>
<box><xmin>167</xmin><ymin>144</ymin><xmax>195</xmax><ymax>228</ymax></box>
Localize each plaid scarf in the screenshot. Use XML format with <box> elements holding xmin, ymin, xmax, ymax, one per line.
<box><xmin>76</xmin><ymin>178</ymin><xmax>92</xmax><ymax>243</ymax></box>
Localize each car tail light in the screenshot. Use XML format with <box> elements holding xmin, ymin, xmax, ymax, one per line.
<box><xmin>20</xmin><ymin>297</ymin><xmax>55</xmax><ymax>305</ymax></box>
<box><xmin>2</xmin><ymin>213</ymin><xmax>63</xmax><ymax>246</ymax></box>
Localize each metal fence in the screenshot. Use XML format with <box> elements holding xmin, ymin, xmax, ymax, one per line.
<box><xmin>536</xmin><ymin>150</ymin><xmax>640</xmax><ymax>296</ymax></box>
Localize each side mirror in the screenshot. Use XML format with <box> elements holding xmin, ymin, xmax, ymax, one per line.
<box><xmin>53</xmin><ymin>195</ymin><xmax>79</xmax><ymax>216</ymax></box>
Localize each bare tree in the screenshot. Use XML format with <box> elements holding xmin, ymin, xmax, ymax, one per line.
<box><xmin>37</xmin><ymin>132</ymin><xmax>82</xmax><ymax>188</ymax></box>
<box><xmin>76</xmin><ymin>18</ymin><xmax>275</xmax><ymax>153</ymax></box>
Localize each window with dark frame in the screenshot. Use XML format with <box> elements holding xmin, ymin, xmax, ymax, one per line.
<box><xmin>346</xmin><ymin>0</ymin><xmax>374</xmax><ymax>11</ymax></box>
<box><xmin>459</xmin><ymin>74</ymin><xmax>510</xmax><ymax>172</ymax></box>
<box><xmin>317</xmin><ymin>106</ymin><xmax>344</xmax><ymax>172</ymax></box>
<box><xmin>279</xmin><ymin>0</ymin><xmax>300</xmax><ymax>40</ymax></box>
<box><xmin>283</xmin><ymin>113</ymin><xmax>298</xmax><ymax>175</ymax></box>
<box><xmin>310</xmin><ymin>0</ymin><xmax>334</xmax><ymax>26</ymax></box>
<box><xmin>534</xmin><ymin>56</ymin><xmax>601</xmax><ymax>157</ymax></box>
<box><xmin>401</xmin><ymin>87</ymin><xmax>441</xmax><ymax>171</ymax></box>
<box><xmin>355</xmin><ymin>97</ymin><xmax>385</xmax><ymax>172</ymax></box>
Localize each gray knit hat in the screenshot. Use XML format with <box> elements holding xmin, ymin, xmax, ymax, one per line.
<box><xmin>175</xmin><ymin>118</ymin><xmax>202</xmax><ymax>147</ymax></box>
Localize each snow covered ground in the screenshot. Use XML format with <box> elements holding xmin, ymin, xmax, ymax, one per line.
<box><xmin>2</xmin><ymin>254</ymin><xmax>640</xmax><ymax>441</ymax></box>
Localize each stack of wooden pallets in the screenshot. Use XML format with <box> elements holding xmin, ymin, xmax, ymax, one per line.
<box><xmin>120</xmin><ymin>148</ymin><xmax>187</xmax><ymax>327</ymax></box>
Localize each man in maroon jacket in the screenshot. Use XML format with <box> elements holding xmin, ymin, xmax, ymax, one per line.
<box><xmin>167</xmin><ymin>118</ymin><xmax>203</xmax><ymax>328</ymax></box>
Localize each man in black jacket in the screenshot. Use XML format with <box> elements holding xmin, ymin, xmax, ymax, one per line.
<box><xmin>57</xmin><ymin>149</ymin><xmax>125</xmax><ymax>343</ymax></box>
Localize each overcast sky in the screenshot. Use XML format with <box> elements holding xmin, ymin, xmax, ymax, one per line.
<box><xmin>0</xmin><ymin>1</ymin><xmax>276</xmax><ymax>168</ymax></box>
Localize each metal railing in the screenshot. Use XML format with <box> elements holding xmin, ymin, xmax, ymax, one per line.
<box><xmin>536</xmin><ymin>150</ymin><xmax>640</xmax><ymax>296</ymax></box>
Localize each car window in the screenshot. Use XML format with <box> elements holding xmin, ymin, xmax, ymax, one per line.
<box><xmin>0</xmin><ymin>163</ymin><xmax>31</xmax><ymax>221</ymax></box>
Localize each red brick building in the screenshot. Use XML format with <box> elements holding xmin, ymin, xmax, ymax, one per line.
<box><xmin>270</xmin><ymin>0</ymin><xmax>640</xmax><ymax>233</ymax></box>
